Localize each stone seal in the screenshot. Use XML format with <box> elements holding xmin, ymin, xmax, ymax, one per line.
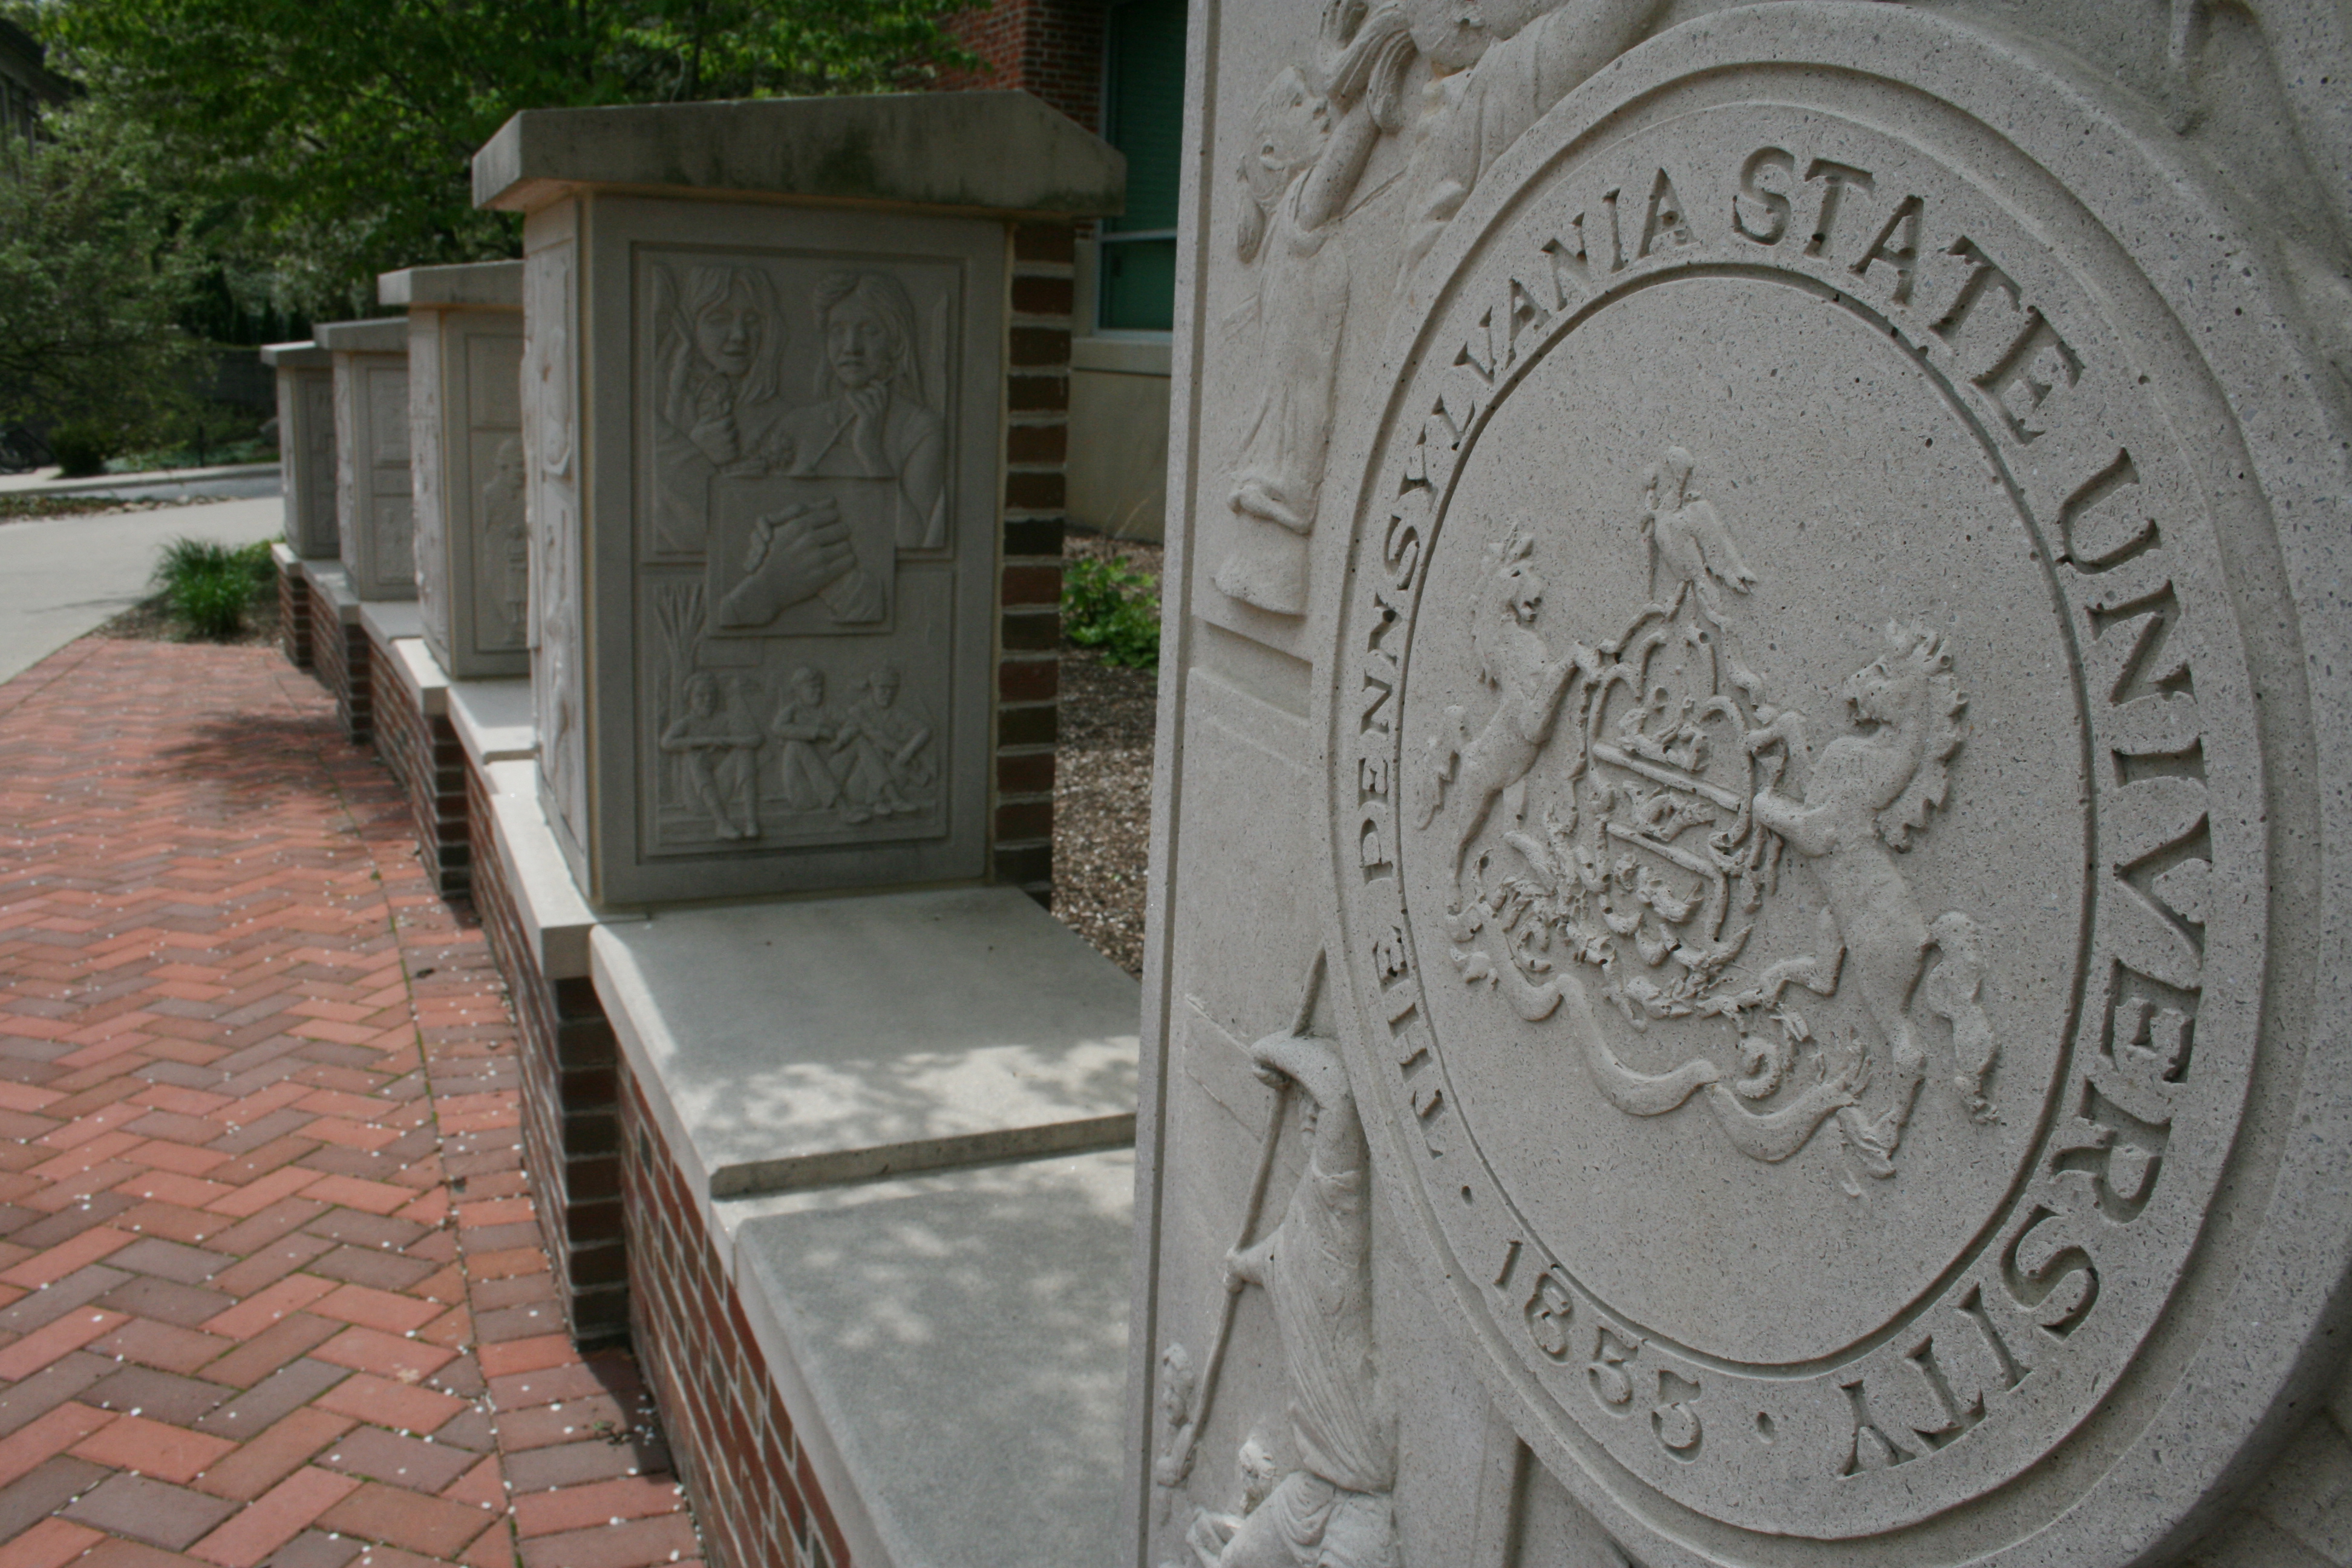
<box><xmin>1321</xmin><ymin>7</ymin><xmax>2347</xmax><ymax>1563</ymax></box>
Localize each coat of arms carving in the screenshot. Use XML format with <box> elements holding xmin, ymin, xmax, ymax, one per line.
<box><xmin>1413</xmin><ymin>446</ymin><xmax>1996</xmax><ymax>1186</ymax></box>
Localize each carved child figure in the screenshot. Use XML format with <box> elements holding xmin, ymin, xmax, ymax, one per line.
<box><xmin>1184</xmin><ymin>1436</ymin><xmax>1284</xmax><ymax>1568</ymax></box>
<box><xmin>770</xmin><ymin>667</ymin><xmax>841</xmax><ymax>812</ymax></box>
<box><xmin>832</xmin><ymin>664</ymin><xmax>934</xmax><ymax>825</ymax></box>
<box><xmin>1215</xmin><ymin>1027</ymin><xmax>1400</xmax><ymax>1568</ymax></box>
<box><xmin>660</xmin><ymin>671</ymin><xmax>764</xmax><ymax>841</ymax></box>
<box><xmin>770</xmin><ymin>270</ymin><xmax>950</xmax><ymax>552</ymax></box>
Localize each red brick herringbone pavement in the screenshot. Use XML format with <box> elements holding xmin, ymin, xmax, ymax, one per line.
<box><xmin>0</xmin><ymin>639</ymin><xmax>702</xmax><ymax>1568</ymax></box>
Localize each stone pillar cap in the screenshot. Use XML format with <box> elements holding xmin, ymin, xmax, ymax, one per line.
<box><xmin>259</xmin><ymin>340</ymin><xmax>330</xmax><ymax>369</ymax></box>
<box><xmin>378</xmin><ymin>260</ymin><xmax>524</xmax><ymax>310</ymax></box>
<box><xmin>312</xmin><ymin>318</ymin><xmax>408</xmax><ymax>355</ymax></box>
<box><xmin>472</xmin><ymin>90</ymin><xmax>1125</xmax><ymax>220</ymax></box>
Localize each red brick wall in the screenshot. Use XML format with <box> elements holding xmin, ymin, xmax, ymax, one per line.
<box><xmin>936</xmin><ymin>0</ymin><xmax>1107</xmax><ymax>132</ymax></box>
<box><xmin>468</xmin><ymin>763</ymin><xmax>631</xmax><ymax>1347</ymax></box>
<box><xmin>370</xmin><ymin>642</ymin><xmax>470</xmax><ymax>897</ymax></box>
<box><xmin>993</xmin><ymin>220</ymin><xmax>1074</xmax><ymax>904</ymax></box>
<box><xmin>622</xmin><ymin>1069</ymin><xmax>850</xmax><ymax>1568</ymax></box>
<box><xmin>279</xmin><ymin>560</ymin><xmax>313</xmax><ymax>670</ymax></box>
<box><xmin>313</xmin><ymin>601</ymin><xmax>371</xmax><ymax>745</ymax></box>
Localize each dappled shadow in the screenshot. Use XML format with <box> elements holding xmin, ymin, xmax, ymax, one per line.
<box><xmin>144</xmin><ymin>707</ymin><xmax>354</xmax><ymax>816</ymax></box>
<box><xmin>732</xmin><ymin>1151</ymin><xmax>1134</xmax><ymax>1568</ymax></box>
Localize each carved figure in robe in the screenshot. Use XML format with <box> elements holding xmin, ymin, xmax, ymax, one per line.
<box><xmin>832</xmin><ymin>664</ymin><xmax>933</xmax><ymax>824</ymax></box>
<box><xmin>769</xmin><ymin>667</ymin><xmax>842</xmax><ymax>812</ymax></box>
<box><xmin>1398</xmin><ymin>0</ymin><xmax>1670</xmax><ymax>286</ymax></box>
<box><xmin>1215</xmin><ymin>2</ymin><xmax>1414</xmax><ymax>615</ymax></box>
<box><xmin>480</xmin><ymin>436</ymin><xmax>528</xmax><ymax>646</ymax></box>
<box><xmin>1743</xmin><ymin>624</ymin><xmax>1982</xmax><ymax>1171</ymax></box>
<box><xmin>652</xmin><ymin>263</ymin><xmax>792</xmax><ymax>555</ymax></box>
<box><xmin>767</xmin><ymin>270</ymin><xmax>949</xmax><ymax>551</ymax></box>
<box><xmin>1638</xmin><ymin>445</ymin><xmax>1755</xmax><ymax>616</ymax></box>
<box><xmin>1214</xmin><ymin>1027</ymin><xmax>1400</xmax><ymax>1568</ymax></box>
<box><xmin>661</xmin><ymin>671</ymin><xmax>764</xmax><ymax>841</ymax></box>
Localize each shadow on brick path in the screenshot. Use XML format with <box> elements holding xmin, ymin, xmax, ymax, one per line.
<box><xmin>0</xmin><ymin>639</ymin><xmax>703</xmax><ymax>1568</ymax></box>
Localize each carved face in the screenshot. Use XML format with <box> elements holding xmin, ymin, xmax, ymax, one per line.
<box><xmin>1255</xmin><ymin>67</ymin><xmax>1330</xmax><ymax>181</ymax></box>
<box><xmin>825</xmin><ymin>298</ymin><xmax>900</xmax><ymax>390</ymax></box>
<box><xmin>685</xmin><ymin>675</ymin><xmax>719</xmax><ymax>716</ymax></box>
<box><xmin>694</xmin><ymin>281</ymin><xmax>766</xmax><ymax>380</ymax></box>
<box><xmin>869</xmin><ymin>670</ymin><xmax>900</xmax><ymax>707</ymax></box>
<box><xmin>1238</xmin><ymin>1437</ymin><xmax>1279</xmax><ymax>1508</ymax></box>
<box><xmin>793</xmin><ymin>669</ymin><xmax>824</xmax><ymax>705</ymax></box>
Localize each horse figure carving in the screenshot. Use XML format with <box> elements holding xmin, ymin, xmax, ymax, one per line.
<box><xmin>1742</xmin><ymin>622</ymin><xmax>1985</xmax><ymax>1175</ymax></box>
<box><xmin>1411</xmin><ymin>526</ymin><xmax>1598</xmax><ymax>884</ymax></box>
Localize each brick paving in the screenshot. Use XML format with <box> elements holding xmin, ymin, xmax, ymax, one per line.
<box><xmin>0</xmin><ymin>639</ymin><xmax>703</xmax><ymax>1567</ymax></box>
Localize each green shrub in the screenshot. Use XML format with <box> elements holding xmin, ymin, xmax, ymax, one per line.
<box><xmin>1062</xmin><ymin>554</ymin><xmax>1161</xmax><ymax>671</ymax></box>
<box><xmin>152</xmin><ymin>535</ymin><xmax>273</xmax><ymax>639</ymax></box>
<box><xmin>48</xmin><ymin>419</ymin><xmax>117</xmax><ymax>477</ymax></box>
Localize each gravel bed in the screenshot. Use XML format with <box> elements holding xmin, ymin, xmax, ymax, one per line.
<box><xmin>1052</xmin><ymin>535</ymin><xmax>1163</xmax><ymax>976</ymax></box>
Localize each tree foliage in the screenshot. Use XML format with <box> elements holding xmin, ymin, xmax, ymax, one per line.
<box><xmin>29</xmin><ymin>0</ymin><xmax>978</xmax><ymax>316</ymax></box>
<box><xmin>0</xmin><ymin>101</ymin><xmax>202</xmax><ymax>432</ymax></box>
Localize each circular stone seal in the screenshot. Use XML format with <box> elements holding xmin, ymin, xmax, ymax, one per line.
<box><xmin>1321</xmin><ymin>7</ymin><xmax>2342</xmax><ymax>1563</ymax></box>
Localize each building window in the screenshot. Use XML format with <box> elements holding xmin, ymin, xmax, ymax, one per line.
<box><xmin>1099</xmin><ymin>0</ymin><xmax>1184</xmax><ymax>333</ymax></box>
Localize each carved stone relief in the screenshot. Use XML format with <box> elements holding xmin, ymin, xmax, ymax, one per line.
<box><xmin>1312</xmin><ymin>10</ymin><xmax>2342</xmax><ymax>1562</ymax></box>
<box><xmin>1208</xmin><ymin>0</ymin><xmax>1667</xmax><ymax>622</ymax></box>
<box><xmin>636</xmin><ymin>249</ymin><xmax>958</xmax><ymax>857</ymax></box>
<box><xmin>1155</xmin><ymin>959</ymin><xmax>1403</xmax><ymax>1568</ymax></box>
<box><xmin>524</xmin><ymin>241</ymin><xmax>586</xmax><ymax>843</ymax></box>
<box><xmin>334</xmin><ymin>353</ymin><xmax>416</xmax><ymax>599</ymax></box>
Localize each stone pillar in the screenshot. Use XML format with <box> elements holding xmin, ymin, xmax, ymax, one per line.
<box><xmin>314</xmin><ymin>318</ymin><xmax>414</xmax><ymax>601</ymax></box>
<box><xmin>1129</xmin><ymin>6</ymin><xmax>2352</xmax><ymax>1568</ymax></box>
<box><xmin>260</xmin><ymin>341</ymin><xmax>337</xmax><ymax>560</ymax></box>
<box><xmin>380</xmin><ymin>261</ymin><xmax>528</xmax><ymax>681</ymax></box>
<box><xmin>474</xmin><ymin>92</ymin><xmax>1125</xmax><ymax>909</ymax></box>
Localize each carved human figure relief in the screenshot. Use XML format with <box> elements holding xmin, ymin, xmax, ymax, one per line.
<box><xmin>1163</xmin><ymin>959</ymin><xmax>1402</xmax><ymax>1568</ymax></box>
<box><xmin>772</xmin><ymin>270</ymin><xmax>949</xmax><ymax>552</ymax></box>
<box><xmin>1395</xmin><ymin>0</ymin><xmax>1670</xmax><ymax>285</ymax></box>
<box><xmin>769</xmin><ymin>666</ymin><xmax>841</xmax><ymax>813</ymax></box>
<box><xmin>659</xmin><ymin>671</ymin><xmax>764</xmax><ymax>842</ymax></box>
<box><xmin>1214</xmin><ymin>5</ymin><xmax>1413</xmax><ymax>616</ymax></box>
<box><xmin>477</xmin><ymin>436</ymin><xmax>529</xmax><ymax>648</ymax></box>
<box><xmin>831</xmin><ymin>663</ymin><xmax>935</xmax><ymax>824</ymax></box>
<box><xmin>652</xmin><ymin>262</ymin><xmax>790</xmax><ymax>555</ymax></box>
<box><xmin>1425</xmin><ymin>452</ymin><xmax>1993</xmax><ymax>1185</ymax></box>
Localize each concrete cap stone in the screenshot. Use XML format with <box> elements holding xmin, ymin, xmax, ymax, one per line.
<box><xmin>312</xmin><ymin>318</ymin><xmax>408</xmax><ymax>355</ymax></box>
<box><xmin>472</xmin><ymin>91</ymin><xmax>1125</xmax><ymax>220</ymax></box>
<box><xmin>378</xmin><ymin>260</ymin><xmax>523</xmax><ymax>310</ymax></box>
<box><xmin>259</xmin><ymin>340</ymin><xmax>330</xmax><ymax>369</ymax></box>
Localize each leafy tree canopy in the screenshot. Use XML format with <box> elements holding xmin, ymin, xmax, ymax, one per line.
<box><xmin>22</xmin><ymin>0</ymin><xmax>976</xmax><ymax>316</ymax></box>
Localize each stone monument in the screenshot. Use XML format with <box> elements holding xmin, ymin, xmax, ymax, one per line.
<box><xmin>1130</xmin><ymin>4</ymin><xmax>2351</xmax><ymax>1566</ymax></box>
<box><xmin>314</xmin><ymin>316</ymin><xmax>415</xmax><ymax>602</ymax></box>
<box><xmin>476</xmin><ymin>93</ymin><xmax>1123</xmax><ymax>907</ymax></box>
<box><xmin>381</xmin><ymin>261</ymin><xmax>527</xmax><ymax>680</ymax></box>
<box><xmin>261</xmin><ymin>339</ymin><xmax>337</xmax><ymax>560</ymax></box>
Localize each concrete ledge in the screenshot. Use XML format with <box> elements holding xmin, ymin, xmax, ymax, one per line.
<box><xmin>592</xmin><ymin>887</ymin><xmax>1138</xmax><ymax>1202</ymax></box>
<box><xmin>260</xmin><ymin>341</ymin><xmax>330</xmax><ymax>370</ymax></box>
<box><xmin>270</xmin><ymin>540</ymin><xmax>299</xmax><ymax>572</ymax></box>
<box><xmin>474</xmin><ymin>92</ymin><xmax>1124</xmax><ymax>220</ymax></box>
<box><xmin>378</xmin><ymin>261</ymin><xmax>523</xmax><ymax>310</ymax></box>
<box><xmin>484</xmin><ymin>760</ymin><xmax>635</xmax><ymax>981</ymax></box>
<box><xmin>358</xmin><ymin>600</ymin><xmax>424</xmax><ymax>645</ymax></box>
<box><xmin>313</xmin><ymin>318</ymin><xmax>407</xmax><ymax>354</ymax></box>
<box><xmin>723</xmin><ymin>1150</ymin><xmax>1133</xmax><ymax>1568</ymax></box>
<box><xmin>300</xmin><ymin>561</ymin><xmax>361</xmax><ymax>625</ymax></box>
<box><xmin>387</xmin><ymin>638</ymin><xmax>450</xmax><ymax>720</ymax></box>
<box><xmin>449</xmin><ymin>678</ymin><xmax>534</xmax><ymax>773</ymax></box>
<box><xmin>1071</xmin><ymin>335</ymin><xmax>1172</xmax><ymax>376</ymax></box>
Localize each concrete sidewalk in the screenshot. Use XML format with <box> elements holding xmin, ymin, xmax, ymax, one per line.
<box><xmin>0</xmin><ymin>638</ymin><xmax>704</xmax><ymax>1567</ymax></box>
<box><xmin>0</xmin><ymin>499</ymin><xmax>281</xmax><ymax>687</ymax></box>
